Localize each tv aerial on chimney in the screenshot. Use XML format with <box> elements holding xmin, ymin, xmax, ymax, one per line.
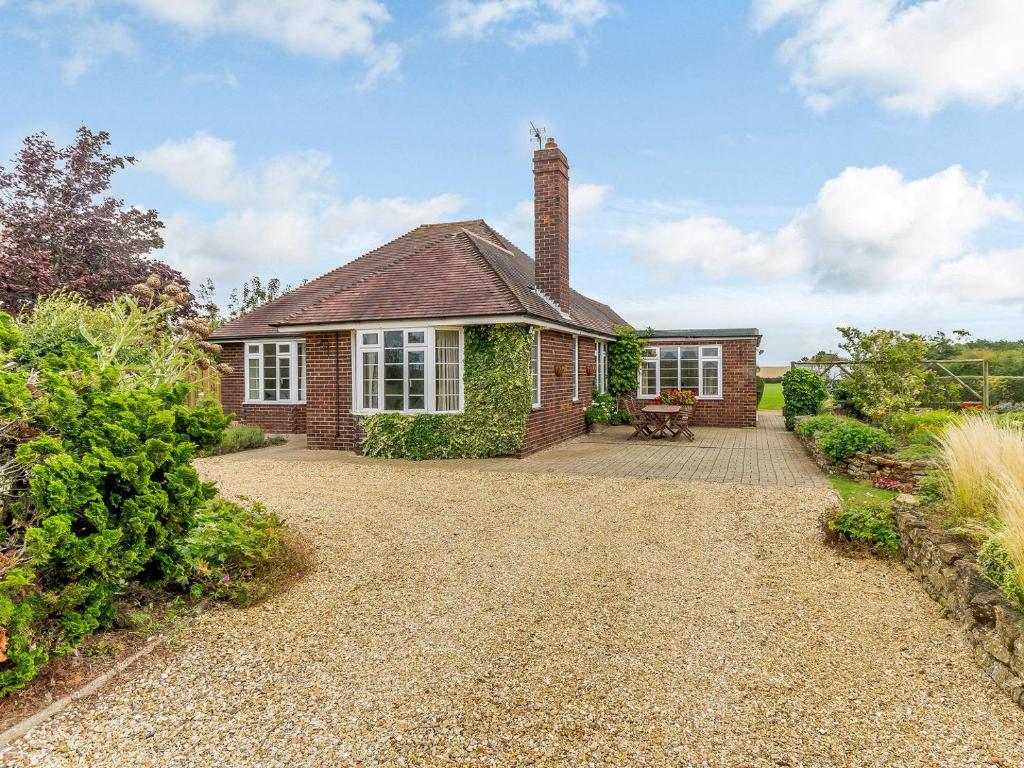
<box><xmin>529</xmin><ymin>122</ymin><xmax>546</xmax><ymax>149</ymax></box>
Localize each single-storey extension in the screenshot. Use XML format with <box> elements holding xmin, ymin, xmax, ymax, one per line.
<box><xmin>210</xmin><ymin>138</ymin><xmax>759</xmax><ymax>456</ymax></box>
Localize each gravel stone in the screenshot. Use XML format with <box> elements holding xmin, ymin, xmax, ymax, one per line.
<box><xmin>2</xmin><ymin>458</ymin><xmax>1023</xmax><ymax>767</ymax></box>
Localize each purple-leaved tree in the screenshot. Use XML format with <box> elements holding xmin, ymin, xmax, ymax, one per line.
<box><xmin>0</xmin><ymin>126</ymin><xmax>192</xmax><ymax>313</ymax></box>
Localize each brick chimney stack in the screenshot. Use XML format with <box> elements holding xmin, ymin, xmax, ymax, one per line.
<box><xmin>533</xmin><ymin>137</ymin><xmax>570</xmax><ymax>312</ymax></box>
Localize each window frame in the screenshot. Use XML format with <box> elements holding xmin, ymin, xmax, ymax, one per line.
<box><xmin>572</xmin><ymin>335</ymin><xmax>580</xmax><ymax>402</ymax></box>
<box><xmin>352</xmin><ymin>326</ymin><xmax>465</xmax><ymax>415</ymax></box>
<box><xmin>531</xmin><ymin>329</ymin><xmax>542</xmax><ymax>409</ymax></box>
<box><xmin>595</xmin><ymin>340</ymin><xmax>608</xmax><ymax>394</ymax></box>
<box><xmin>243</xmin><ymin>339</ymin><xmax>307</xmax><ymax>405</ymax></box>
<box><xmin>637</xmin><ymin>343</ymin><xmax>723</xmax><ymax>400</ymax></box>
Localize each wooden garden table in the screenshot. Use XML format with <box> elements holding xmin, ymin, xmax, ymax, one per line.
<box><xmin>641</xmin><ymin>404</ymin><xmax>684</xmax><ymax>441</ymax></box>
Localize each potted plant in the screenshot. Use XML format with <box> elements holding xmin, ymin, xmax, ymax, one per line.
<box><xmin>585</xmin><ymin>390</ymin><xmax>617</xmax><ymax>434</ymax></box>
<box><xmin>585</xmin><ymin>402</ymin><xmax>611</xmax><ymax>433</ymax></box>
<box><xmin>658</xmin><ymin>387</ymin><xmax>697</xmax><ymax>413</ymax></box>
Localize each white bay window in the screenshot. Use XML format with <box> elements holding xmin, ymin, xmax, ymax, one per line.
<box><xmin>355</xmin><ymin>327</ymin><xmax>463</xmax><ymax>414</ymax></box>
<box><xmin>639</xmin><ymin>344</ymin><xmax>722</xmax><ymax>399</ymax></box>
<box><xmin>245</xmin><ymin>340</ymin><xmax>306</xmax><ymax>403</ymax></box>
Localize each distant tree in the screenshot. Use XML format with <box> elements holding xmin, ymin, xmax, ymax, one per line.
<box><xmin>227</xmin><ymin>276</ymin><xmax>298</xmax><ymax>319</ymax></box>
<box><xmin>0</xmin><ymin>126</ymin><xmax>192</xmax><ymax>314</ymax></box>
<box><xmin>800</xmin><ymin>350</ymin><xmax>842</xmax><ymax>363</ymax></box>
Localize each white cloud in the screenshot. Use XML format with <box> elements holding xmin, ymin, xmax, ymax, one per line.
<box><xmin>754</xmin><ymin>0</ymin><xmax>1024</xmax><ymax>114</ymax></box>
<box><xmin>494</xmin><ymin>181</ymin><xmax>612</xmax><ymax>248</ymax></box>
<box><xmin>614</xmin><ymin>281</ymin><xmax>1024</xmax><ymax>364</ymax></box>
<box><xmin>61</xmin><ymin>19</ymin><xmax>136</xmax><ymax>84</ymax></box>
<box><xmin>571</xmin><ymin>182</ymin><xmax>611</xmax><ymax>216</ymax></box>
<box><xmin>624</xmin><ymin>215</ymin><xmax>799</xmax><ymax>278</ymax></box>
<box><xmin>934</xmin><ymin>248</ymin><xmax>1024</xmax><ymax>303</ymax></box>
<box><xmin>443</xmin><ymin>0</ymin><xmax>611</xmax><ymax>46</ymax></box>
<box><xmin>626</xmin><ymin>164</ymin><xmax>1017</xmax><ymax>289</ymax></box>
<box><xmin>35</xmin><ymin>0</ymin><xmax>401</xmax><ymax>88</ymax></box>
<box><xmin>139</xmin><ymin>133</ymin><xmax>465</xmax><ymax>291</ymax></box>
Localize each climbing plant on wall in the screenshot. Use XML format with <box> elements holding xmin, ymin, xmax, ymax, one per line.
<box><xmin>608</xmin><ymin>324</ymin><xmax>652</xmax><ymax>398</ymax></box>
<box><xmin>361</xmin><ymin>324</ymin><xmax>533</xmax><ymax>459</ymax></box>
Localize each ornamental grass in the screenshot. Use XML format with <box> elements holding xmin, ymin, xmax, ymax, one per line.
<box><xmin>938</xmin><ymin>416</ymin><xmax>1023</xmax><ymax>524</ymax></box>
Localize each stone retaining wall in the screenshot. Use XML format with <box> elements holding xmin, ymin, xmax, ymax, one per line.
<box><xmin>793</xmin><ymin>424</ymin><xmax>934</xmax><ymax>490</ymax></box>
<box><xmin>845</xmin><ymin>452</ymin><xmax>935</xmax><ymax>487</ymax></box>
<box><xmin>893</xmin><ymin>498</ymin><xmax>1024</xmax><ymax>708</ymax></box>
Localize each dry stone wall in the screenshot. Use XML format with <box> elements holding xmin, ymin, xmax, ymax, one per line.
<box><xmin>893</xmin><ymin>497</ymin><xmax>1024</xmax><ymax>709</ymax></box>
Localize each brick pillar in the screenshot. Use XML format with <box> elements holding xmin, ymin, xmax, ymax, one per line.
<box><xmin>533</xmin><ymin>137</ymin><xmax>570</xmax><ymax>312</ymax></box>
<box><xmin>306</xmin><ymin>331</ymin><xmax>359</xmax><ymax>450</ymax></box>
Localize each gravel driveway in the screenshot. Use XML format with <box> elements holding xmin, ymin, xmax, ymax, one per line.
<box><xmin>4</xmin><ymin>458</ymin><xmax>1023</xmax><ymax>767</ymax></box>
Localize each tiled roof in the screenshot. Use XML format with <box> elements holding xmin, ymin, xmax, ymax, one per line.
<box><xmin>210</xmin><ymin>220</ymin><xmax>627</xmax><ymax>340</ymax></box>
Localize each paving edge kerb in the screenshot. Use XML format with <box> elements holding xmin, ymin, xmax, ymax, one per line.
<box><xmin>893</xmin><ymin>496</ymin><xmax>1024</xmax><ymax>710</ymax></box>
<box><xmin>0</xmin><ymin>636</ymin><xmax>166</xmax><ymax>749</ymax></box>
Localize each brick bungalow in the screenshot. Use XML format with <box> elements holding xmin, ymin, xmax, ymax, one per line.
<box><xmin>210</xmin><ymin>138</ymin><xmax>760</xmax><ymax>455</ymax></box>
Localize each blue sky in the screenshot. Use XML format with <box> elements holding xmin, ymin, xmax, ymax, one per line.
<box><xmin>3</xmin><ymin>0</ymin><xmax>1024</xmax><ymax>363</ymax></box>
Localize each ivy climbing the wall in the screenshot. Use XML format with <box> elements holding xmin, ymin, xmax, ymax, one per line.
<box><xmin>361</xmin><ymin>324</ymin><xmax>533</xmax><ymax>459</ymax></box>
<box><xmin>608</xmin><ymin>324</ymin><xmax>652</xmax><ymax>398</ymax></box>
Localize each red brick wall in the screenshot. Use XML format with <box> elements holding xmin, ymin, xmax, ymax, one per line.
<box><xmin>520</xmin><ymin>331</ymin><xmax>596</xmax><ymax>456</ymax></box>
<box><xmin>218</xmin><ymin>343</ymin><xmax>306</xmax><ymax>433</ymax></box>
<box><xmin>305</xmin><ymin>331</ymin><xmax>361</xmax><ymax>451</ymax></box>
<box><xmin>640</xmin><ymin>337</ymin><xmax>758</xmax><ymax>427</ymax></box>
<box><xmin>533</xmin><ymin>139</ymin><xmax>571</xmax><ymax>311</ymax></box>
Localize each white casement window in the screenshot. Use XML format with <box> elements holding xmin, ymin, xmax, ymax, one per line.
<box><xmin>245</xmin><ymin>340</ymin><xmax>306</xmax><ymax>404</ymax></box>
<box><xmin>572</xmin><ymin>335</ymin><xmax>580</xmax><ymax>402</ymax></box>
<box><xmin>354</xmin><ymin>327</ymin><xmax>463</xmax><ymax>414</ymax></box>
<box><xmin>530</xmin><ymin>329</ymin><xmax>542</xmax><ymax>408</ymax></box>
<box><xmin>638</xmin><ymin>344</ymin><xmax>722</xmax><ymax>399</ymax></box>
<box><xmin>595</xmin><ymin>341</ymin><xmax>608</xmax><ymax>394</ymax></box>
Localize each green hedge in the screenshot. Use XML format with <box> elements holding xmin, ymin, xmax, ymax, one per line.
<box><xmin>361</xmin><ymin>324</ymin><xmax>532</xmax><ymax>459</ymax></box>
<box><xmin>781</xmin><ymin>368</ymin><xmax>829</xmax><ymax>430</ymax></box>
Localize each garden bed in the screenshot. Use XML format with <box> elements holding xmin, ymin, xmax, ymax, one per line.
<box><xmin>794</xmin><ymin>416</ymin><xmax>936</xmax><ymax>491</ymax></box>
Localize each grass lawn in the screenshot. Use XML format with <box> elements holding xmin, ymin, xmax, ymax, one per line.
<box><xmin>759</xmin><ymin>382</ymin><xmax>784</xmax><ymax>410</ymax></box>
<box><xmin>829</xmin><ymin>475</ymin><xmax>897</xmax><ymax>505</ymax></box>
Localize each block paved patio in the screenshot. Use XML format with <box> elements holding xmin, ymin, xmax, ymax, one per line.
<box><xmin>503</xmin><ymin>410</ymin><xmax>828</xmax><ymax>487</ymax></box>
<box><xmin>220</xmin><ymin>410</ymin><xmax>828</xmax><ymax>488</ymax></box>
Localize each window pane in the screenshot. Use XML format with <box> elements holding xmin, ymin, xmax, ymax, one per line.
<box><xmin>641</xmin><ymin>359</ymin><xmax>658</xmax><ymax>395</ymax></box>
<box><xmin>383</xmin><ymin>331</ymin><xmax>404</xmax><ymax>410</ymax></box>
<box><xmin>361</xmin><ymin>332</ymin><xmax>379</xmax><ymax>346</ymax></box>
<box><xmin>263</xmin><ymin>345</ymin><xmax>277</xmax><ymax>400</ymax></box>
<box><xmin>702</xmin><ymin>360</ymin><xmax>720</xmax><ymax>396</ymax></box>
<box><xmin>297</xmin><ymin>342</ymin><xmax>305</xmax><ymax>401</ymax></box>
<box><xmin>247</xmin><ymin>344</ymin><xmax>259</xmax><ymax>355</ymax></box>
<box><xmin>248</xmin><ymin>355</ymin><xmax>259</xmax><ymax>400</ymax></box>
<box><xmin>407</xmin><ymin>331</ymin><xmax>425</xmax><ymax>345</ymax></box>
<box><xmin>644</xmin><ymin>347</ymin><xmax>657</xmax><ymax>360</ymax></box>
<box><xmin>701</xmin><ymin>346</ymin><xmax>720</xmax><ymax>357</ymax></box>
<box><xmin>531</xmin><ymin>332</ymin><xmax>541</xmax><ymax>406</ymax></box>
<box><xmin>680</xmin><ymin>347</ymin><xmax>699</xmax><ymax>390</ymax></box>
<box><xmin>408</xmin><ymin>349</ymin><xmax>425</xmax><ymax>409</ymax></box>
<box><xmin>362</xmin><ymin>351</ymin><xmax>379</xmax><ymax>409</ymax></box>
<box><xmin>435</xmin><ymin>330</ymin><xmax>461</xmax><ymax>411</ymax></box>
<box><xmin>659</xmin><ymin>347</ymin><xmax>678</xmax><ymax>390</ymax></box>
<box><xmin>573</xmin><ymin>337</ymin><xmax>579</xmax><ymax>400</ymax></box>
<box><xmin>279</xmin><ymin>352</ymin><xmax>291</xmax><ymax>401</ymax></box>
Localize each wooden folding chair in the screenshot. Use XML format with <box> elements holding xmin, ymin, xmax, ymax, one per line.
<box><xmin>623</xmin><ymin>396</ymin><xmax>654</xmax><ymax>440</ymax></box>
<box><xmin>674</xmin><ymin>405</ymin><xmax>695</xmax><ymax>442</ymax></box>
